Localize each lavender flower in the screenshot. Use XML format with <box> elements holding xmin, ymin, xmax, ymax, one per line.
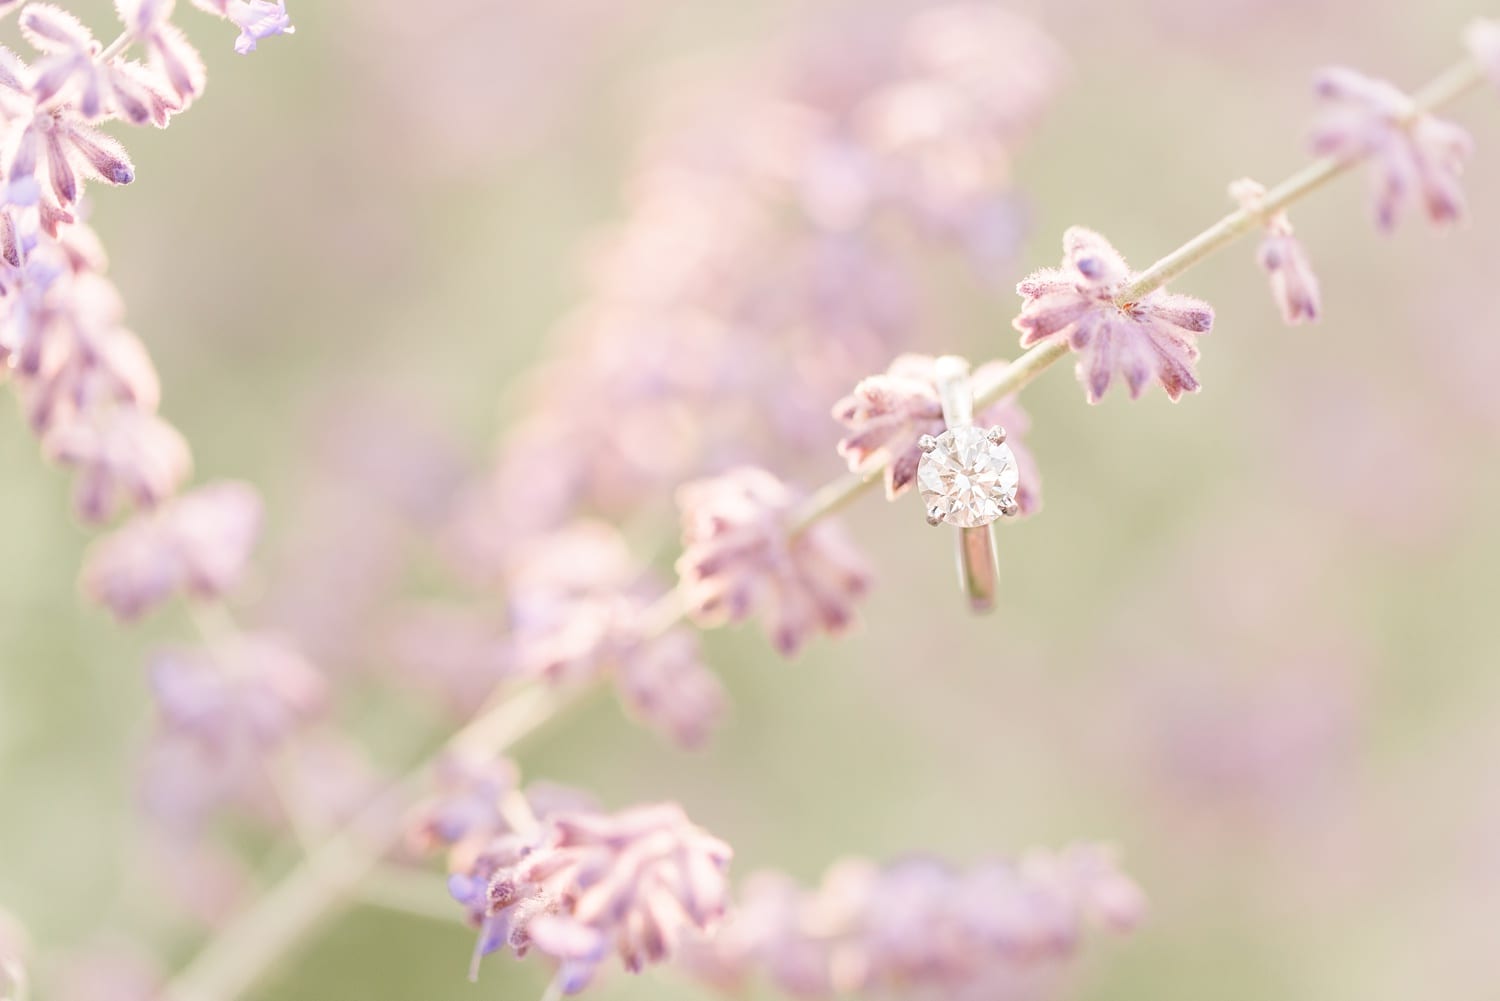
<box><xmin>517</xmin><ymin>590</ymin><xmax>729</xmax><ymax>747</ymax></box>
<box><xmin>42</xmin><ymin>406</ymin><xmax>191</xmax><ymax>522</ymax></box>
<box><xmin>1469</xmin><ymin>19</ymin><xmax>1500</xmax><ymax>89</ymax></box>
<box><xmin>613</xmin><ymin>627</ymin><xmax>727</xmax><ymax>750</ymax></box>
<box><xmin>149</xmin><ymin>634</ymin><xmax>326</xmax><ymax>751</ymax></box>
<box><xmin>460</xmin><ymin>801</ymin><xmax>732</xmax><ymax>993</ymax></box>
<box><xmin>1014</xmin><ymin>227</ymin><xmax>1214</xmax><ymax>402</ymax></box>
<box><xmin>675</xmin><ymin>467</ymin><xmax>871</xmax><ymax>656</ymax></box>
<box><xmin>1310</xmin><ymin>66</ymin><xmax>1474</xmax><ymax>230</ymax></box>
<box><xmin>18</xmin><ymin>3</ymin><xmax>104</xmax><ymax>114</ymax></box>
<box><xmin>406</xmin><ymin>753</ymin><xmax>520</xmax><ymax>856</ymax></box>
<box><xmin>833</xmin><ymin>352</ymin><xmax>1042</xmax><ymax>511</ymax></box>
<box><xmin>1230</xmin><ymin>178</ymin><xmax>1321</xmax><ymax>324</ymax></box>
<box><xmin>140</xmin><ymin>633</ymin><xmax>325</xmax><ymax>834</ymax></box>
<box><xmin>190</xmin><ymin>0</ymin><xmax>294</xmax><ymax>55</ymax></box>
<box><xmin>486</xmin><ymin>520</ymin><xmax>731</xmax><ymax>746</ymax></box>
<box><xmin>80</xmin><ymin>480</ymin><xmax>262</xmax><ymax>620</ymax></box>
<box><xmin>685</xmin><ymin>846</ymin><xmax>1143</xmax><ymax>998</ymax></box>
<box><xmin>0</xmin><ymin>242</ymin><xmax>161</xmax><ymax>433</ymax></box>
<box><xmin>117</xmin><ymin>0</ymin><xmax>207</xmax><ymax>105</ymax></box>
<box><xmin>9</xmin><ymin>111</ymin><xmax>137</xmax><ymax>211</ymax></box>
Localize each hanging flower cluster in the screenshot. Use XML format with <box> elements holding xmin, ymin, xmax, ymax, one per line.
<box><xmin>0</xmin><ymin>0</ymin><xmax>294</xmax><ymax>542</ymax></box>
<box><xmin>410</xmin><ymin>756</ymin><xmax>732</xmax><ymax>994</ymax></box>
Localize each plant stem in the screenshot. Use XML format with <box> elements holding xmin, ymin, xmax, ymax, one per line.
<box><xmin>163</xmin><ymin>684</ymin><xmax>568</xmax><ymax>1001</ymax></box>
<box><xmin>159</xmin><ymin>50</ymin><xmax>1489</xmax><ymax>1001</ymax></box>
<box><xmin>98</xmin><ymin>31</ymin><xmax>134</xmax><ymax>63</ymax></box>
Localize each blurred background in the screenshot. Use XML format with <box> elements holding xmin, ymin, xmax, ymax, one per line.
<box><xmin>2</xmin><ymin>0</ymin><xmax>1499</xmax><ymax>998</ymax></box>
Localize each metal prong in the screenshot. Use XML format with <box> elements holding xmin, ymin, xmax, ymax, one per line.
<box><xmin>925</xmin><ymin>505</ymin><xmax>945</xmax><ymax>526</ymax></box>
<box><xmin>986</xmin><ymin>426</ymin><xmax>1007</xmax><ymax>444</ymax></box>
<box><xmin>1000</xmin><ymin>499</ymin><xmax>1020</xmax><ymax>517</ymax></box>
<box><xmin>918</xmin><ymin>434</ymin><xmax>938</xmax><ymax>453</ymax></box>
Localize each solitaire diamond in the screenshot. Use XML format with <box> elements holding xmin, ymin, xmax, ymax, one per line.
<box><xmin>916</xmin><ymin>425</ymin><xmax>1019</xmax><ymax>528</ymax></box>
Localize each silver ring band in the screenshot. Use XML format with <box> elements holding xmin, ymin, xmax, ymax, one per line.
<box><xmin>932</xmin><ymin>356</ymin><xmax>998</xmax><ymax>613</ymax></box>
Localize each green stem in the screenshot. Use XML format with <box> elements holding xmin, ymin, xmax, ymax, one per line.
<box><xmin>164</xmin><ymin>685</ymin><xmax>567</xmax><ymax>1001</ymax></box>
<box><xmin>1117</xmin><ymin>57</ymin><xmax>1485</xmax><ymax>304</ymax></box>
<box><xmin>159</xmin><ymin>48</ymin><xmax>1490</xmax><ymax>1001</ymax></box>
<box><xmin>98</xmin><ymin>31</ymin><xmax>134</xmax><ymax>63</ymax></box>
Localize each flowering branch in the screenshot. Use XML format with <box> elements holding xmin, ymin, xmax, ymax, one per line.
<box><xmin>1115</xmin><ymin>58</ymin><xmax>1486</xmax><ymax>303</ymax></box>
<box><xmin>164</xmin><ymin>684</ymin><xmax>570</xmax><ymax>1001</ymax></box>
<box><xmin>154</xmin><ymin>37</ymin><xmax>1493</xmax><ymax>1001</ymax></box>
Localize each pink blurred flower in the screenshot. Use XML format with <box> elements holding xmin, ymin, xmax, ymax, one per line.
<box><xmin>53</xmin><ymin>948</ymin><xmax>163</xmax><ymax>1001</ymax></box>
<box><xmin>1138</xmin><ymin>655</ymin><xmax>1361</xmax><ymax>819</ymax></box>
<box><xmin>452</xmin><ymin>5</ymin><xmax>1063</xmax><ymax>543</ymax></box>
<box><xmin>139</xmin><ymin>633</ymin><xmax>326</xmax><ymax>834</ymax></box>
<box><xmin>1310</xmin><ymin>66</ymin><xmax>1473</xmax><ymax>230</ymax></box>
<box><xmin>0</xmin><ymin>241</ymin><xmax>162</xmax><ymax>433</ymax></box>
<box><xmin>80</xmin><ymin>480</ymin><xmax>262</xmax><ymax>619</ymax></box>
<box><xmin>42</xmin><ymin>405</ymin><xmax>191</xmax><ymax>522</ymax></box>
<box><xmin>854</xmin><ymin>4</ymin><xmax>1065</xmax><ymax>266</ymax></box>
<box><xmin>1465</xmin><ymin>19</ymin><xmax>1500</xmax><ymax>89</ymax></box>
<box><xmin>833</xmin><ymin>352</ymin><xmax>1041</xmax><ymax>511</ymax></box>
<box><xmin>142</xmin><ymin>834</ymin><xmax>253</xmax><ymax>925</ymax></box>
<box><xmin>280</xmin><ymin>731</ymin><xmax>390</xmax><ymax>837</ymax></box>
<box><xmin>459</xmin><ymin>801</ymin><xmax>732</xmax><ymax>993</ymax></box>
<box><xmin>1014</xmin><ymin>227</ymin><xmax>1214</xmax><ymax>402</ymax></box>
<box><xmin>501</xmin><ymin>522</ymin><xmax>730</xmax><ymax>746</ymax></box>
<box><xmin>0</xmin><ymin>908</ymin><xmax>25</xmax><ymax>1001</ymax></box>
<box><xmin>384</xmin><ymin>603</ymin><xmax>511</xmax><ymax>714</ymax></box>
<box><xmin>1230</xmin><ymin>178</ymin><xmax>1320</xmax><ymax>324</ymax></box>
<box><xmin>675</xmin><ymin>467</ymin><xmax>871</xmax><ymax>656</ymax></box>
<box><xmin>516</xmin><ymin>591</ymin><xmax>729</xmax><ymax>747</ymax></box>
<box><xmin>149</xmin><ymin>634</ymin><xmax>326</xmax><ymax>751</ymax></box>
<box><xmin>685</xmin><ymin>846</ymin><xmax>1142</xmax><ymax>998</ymax></box>
<box><xmin>613</xmin><ymin>627</ymin><xmax>727</xmax><ymax>750</ymax></box>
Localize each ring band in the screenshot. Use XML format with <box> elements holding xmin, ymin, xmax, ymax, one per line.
<box><xmin>932</xmin><ymin>356</ymin><xmax>999</xmax><ymax>613</ymax></box>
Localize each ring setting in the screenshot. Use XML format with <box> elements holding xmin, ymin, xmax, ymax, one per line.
<box><xmin>916</xmin><ymin>356</ymin><xmax>1022</xmax><ymax>613</ymax></box>
<box><xmin>917</xmin><ymin>425</ymin><xmax>1021</xmax><ymax>528</ymax></box>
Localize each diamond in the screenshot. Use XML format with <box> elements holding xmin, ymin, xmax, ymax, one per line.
<box><xmin>916</xmin><ymin>425</ymin><xmax>1019</xmax><ymax>528</ymax></box>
